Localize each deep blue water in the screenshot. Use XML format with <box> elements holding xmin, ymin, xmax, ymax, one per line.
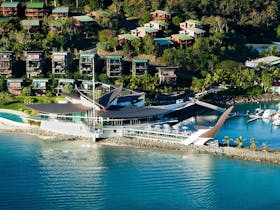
<box><xmin>1</xmin><ymin>134</ymin><xmax>280</xmax><ymax>209</ymax></box>
<box><xmin>0</xmin><ymin>112</ymin><xmax>23</xmax><ymax>123</ymax></box>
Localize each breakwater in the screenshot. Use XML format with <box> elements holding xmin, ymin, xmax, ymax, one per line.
<box><xmin>99</xmin><ymin>137</ymin><xmax>280</xmax><ymax>164</ymax></box>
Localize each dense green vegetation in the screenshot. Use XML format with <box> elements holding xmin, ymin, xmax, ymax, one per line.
<box><xmin>1</xmin><ymin>0</ymin><xmax>280</xmax><ymax>98</ymax></box>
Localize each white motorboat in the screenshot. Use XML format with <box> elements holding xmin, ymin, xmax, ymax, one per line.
<box><xmin>249</xmin><ymin>108</ymin><xmax>264</xmax><ymax>118</ymax></box>
<box><xmin>262</xmin><ymin>109</ymin><xmax>277</xmax><ymax>119</ymax></box>
<box><xmin>273</xmin><ymin>119</ymin><xmax>280</xmax><ymax>126</ymax></box>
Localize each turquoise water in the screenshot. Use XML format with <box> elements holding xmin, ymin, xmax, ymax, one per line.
<box><xmin>1</xmin><ymin>134</ymin><xmax>280</xmax><ymax>209</ymax></box>
<box><xmin>0</xmin><ymin>112</ymin><xmax>23</xmax><ymax>123</ymax></box>
<box><xmin>196</xmin><ymin>102</ymin><xmax>280</xmax><ymax>149</ymax></box>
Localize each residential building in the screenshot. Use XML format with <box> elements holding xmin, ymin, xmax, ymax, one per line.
<box><xmin>153</xmin><ymin>38</ymin><xmax>174</xmax><ymax>55</ymax></box>
<box><xmin>180</xmin><ymin>19</ymin><xmax>204</xmax><ymax>30</ymax></box>
<box><xmin>25</xmin><ymin>2</ymin><xmax>45</xmax><ymax>19</ymax></box>
<box><xmin>182</xmin><ymin>28</ymin><xmax>206</xmax><ymax>38</ymax></box>
<box><xmin>20</xmin><ymin>19</ymin><xmax>41</xmax><ymax>34</ymax></box>
<box><xmin>32</xmin><ymin>78</ymin><xmax>49</xmax><ymax>95</ymax></box>
<box><xmin>131</xmin><ymin>59</ymin><xmax>149</xmax><ymax>76</ymax></box>
<box><xmin>52</xmin><ymin>52</ymin><xmax>71</xmax><ymax>76</ymax></box>
<box><xmin>131</xmin><ymin>27</ymin><xmax>158</xmax><ymax>38</ymax></box>
<box><xmin>245</xmin><ymin>56</ymin><xmax>280</xmax><ymax>70</ymax></box>
<box><xmin>73</xmin><ymin>15</ymin><xmax>94</xmax><ymax>27</ymax></box>
<box><xmin>271</xmin><ymin>80</ymin><xmax>280</xmax><ymax>94</ymax></box>
<box><xmin>7</xmin><ymin>78</ymin><xmax>23</xmax><ymax>95</ymax></box>
<box><xmin>0</xmin><ymin>51</ymin><xmax>14</xmax><ymax>77</ymax></box>
<box><xmin>77</xmin><ymin>79</ymin><xmax>93</xmax><ymax>94</ymax></box>
<box><xmin>56</xmin><ymin>78</ymin><xmax>75</xmax><ymax>95</ymax></box>
<box><xmin>0</xmin><ymin>1</ymin><xmax>21</xmax><ymax>17</ymax></box>
<box><xmin>118</xmin><ymin>34</ymin><xmax>139</xmax><ymax>46</ymax></box>
<box><xmin>157</xmin><ymin>67</ymin><xmax>178</xmax><ymax>85</ymax></box>
<box><xmin>144</xmin><ymin>21</ymin><xmax>169</xmax><ymax>31</ymax></box>
<box><xmin>79</xmin><ymin>53</ymin><xmax>96</xmax><ymax>77</ymax></box>
<box><xmin>25</xmin><ymin>51</ymin><xmax>44</xmax><ymax>78</ymax></box>
<box><xmin>51</xmin><ymin>6</ymin><xmax>69</xmax><ymax>19</ymax></box>
<box><xmin>170</xmin><ymin>34</ymin><xmax>193</xmax><ymax>46</ymax></box>
<box><xmin>150</xmin><ymin>10</ymin><xmax>171</xmax><ymax>23</ymax></box>
<box><xmin>106</xmin><ymin>55</ymin><xmax>123</xmax><ymax>78</ymax></box>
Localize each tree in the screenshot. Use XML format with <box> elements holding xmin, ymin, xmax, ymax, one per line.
<box><xmin>235</xmin><ymin>136</ymin><xmax>243</xmax><ymax>148</ymax></box>
<box><xmin>131</xmin><ymin>38</ymin><xmax>141</xmax><ymax>54</ymax></box>
<box><xmin>250</xmin><ymin>137</ymin><xmax>257</xmax><ymax>151</ymax></box>
<box><xmin>172</xmin><ymin>16</ymin><xmax>181</xmax><ymax>26</ymax></box>
<box><xmin>21</xmin><ymin>86</ymin><xmax>32</xmax><ymax>96</ymax></box>
<box><xmin>0</xmin><ymin>78</ymin><xmax>6</xmax><ymax>92</ymax></box>
<box><xmin>222</xmin><ymin>136</ymin><xmax>232</xmax><ymax>147</ymax></box>
<box><xmin>143</xmin><ymin>35</ymin><xmax>156</xmax><ymax>55</ymax></box>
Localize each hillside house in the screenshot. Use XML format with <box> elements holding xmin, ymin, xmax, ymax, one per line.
<box><xmin>171</xmin><ymin>34</ymin><xmax>193</xmax><ymax>46</ymax></box>
<box><xmin>77</xmin><ymin>79</ymin><xmax>93</xmax><ymax>94</ymax></box>
<box><xmin>25</xmin><ymin>2</ymin><xmax>45</xmax><ymax>19</ymax></box>
<box><xmin>144</xmin><ymin>21</ymin><xmax>169</xmax><ymax>31</ymax></box>
<box><xmin>131</xmin><ymin>27</ymin><xmax>158</xmax><ymax>38</ymax></box>
<box><xmin>150</xmin><ymin>10</ymin><xmax>171</xmax><ymax>23</ymax></box>
<box><xmin>51</xmin><ymin>6</ymin><xmax>69</xmax><ymax>19</ymax></box>
<box><xmin>7</xmin><ymin>78</ymin><xmax>23</xmax><ymax>95</ymax></box>
<box><xmin>25</xmin><ymin>51</ymin><xmax>44</xmax><ymax>78</ymax></box>
<box><xmin>0</xmin><ymin>1</ymin><xmax>21</xmax><ymax>17</ymax></box>
<box><xmin>20</xmin><ymin>19</ymin><xmax>41</xmax><ymax>34</ymax></box>
<box><xmin>131</xmin><ymin>59</ymin><xmax>149</xmax><ymax>76</ymax></box>
<box><xmin>157</xmin><ymin>67</ymin><xmax>178</xmax><ymax>85</ymax></box>
<box><xmin>182</xmin><ymin>28</ymin><xmax>206</xmax><ymax>38</ymax></box>
<box><xmin>32</xmin><ymin>78</ymin><xmax>49</xmax><ymax>95</ymax></box>
<box><xmin>153</xmin><ymin>38</ymin><xmax>174</xmax><ymax>55</ymax></box>
<box><xmin>79</xmin><ymin>53</ymin><xmax>96</xmax><ymax>77</ymax></box>
<box><xmin>56</xmin><ymin>78</ymin><xmax>75</xmax><ymax>95</ymax></box>
<box><xmin>52</xmin><ymin>52</ymin><xmax>71</xmax><ymax>76</ymax></box>
<box><xmin>118</xmin><ymin>34</ymin><xmax>139</xmax><ymax>46</ymax></box>
<box><xmin>180</xmin><ymin>19</ymin><xmax>204</xmax><ymax>30</ymax></box>
<box><xmin>0</xmin><ymin>51</ymin><xmax>14</xmax><ymax>77</ymax></box>
<box><xmin>106</xmin><ymin>55</ymin><xmax>123</xmax><ymax>78</ymax></box>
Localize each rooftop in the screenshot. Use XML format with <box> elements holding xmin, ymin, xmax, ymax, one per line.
<box><xmin>52</xmin><ymin>6</ymin><xmax>69</xmax><ymax>14</ymax></box>
<box><xmin>186</xmin><ymin>27</ymin><xmax>206</xmax><ymax>34</ymax></box>
<box><xmin>57</xmin><ymin>78</ymin><xmax>75</xmax><ymax>83</ymax></box>
<box><xmin>150</xmin><ymin>20</ymin><xmax>169</xmax><ymax>26</ymax></box>
<box><xmin>32</xmin><ymin>78</ymin><xmax>49</xmax><ymax>82</ymax></box>
<box><xmin>132</xmin><ymin>59</ymin><xmax>149</xmax><ymax>63</ymax></box>
<box><xmin>245</xmin><ymin>56</ymin><xmax>280</xmax><ymax>68</ymax></box>
<box><xmin>107</xmin><ymin>55</ymin><xmax>123</xmax><ymax>59</ymax></box>
<box><xmin>138</xmin><ymin>27</ymin><xmax>158</xmax><ymax>33</ymax></box>
<box><xmin>118</xmin><ymin>34</ymin><xmax>139</xmax><ymax>41</ymax></box>
<box><xmin>28</xmin><ymin>103</ymin><xmax>91</xmax><ymax>114</ymax></box>
<box><xmin>153</xmin><ymin>38</ymin><xmax>174</xmax><ymax>46</ymax></box>
<box><xmin>150</xmin><ymin>10</ymin><xmax>171</xmax><ymax>15</ymax></box>
<box><xmin>7</xmin><ymin>78</ymin><xmax>23</xmax><ymax>83</ymax></box>
<box><xmin>172</xmin><ymin>34</ymin><xmax>193</xmax><ymax>41</ymax></box>
<box><xmin>26</xmin><ymin>2</ymin><xmax>44</xmax><ymax>9</ymax></box>
<box><xmin>186</xmin><ymin>19</ymin><xmax>204</xmax><ymax>25</ymax></box>
<box><xmin>98</xmin><ymin>105</ymin><xmax>170</xmax><ymax>119</ymax></box>
<box><xmin>1</xmin><ymin>1</ymin><xmax>20</xmax><ymax>8</ymax></box>
<box><xmin>157</xmin><ymin>66</ymin><xmax>179</xmax><ymax>71</ymax></box>
<box><xmin>53</xmin><ymin>52</ymin><xmax>68</xmax><ymax>56</ymax></box>
<box><xmin>73</xmin><ymin>15</ymin><xmax>94</xmax><ymax>22</ymax></box>
<box><xmin>0</xmin><ymin>17</ymin><xmax>12</xmax><ymax>23</ymax></box>
<box><xmin>21</xmin><ymin>19</ymin><xmax>40</xmax><ymax>26</ymax></box>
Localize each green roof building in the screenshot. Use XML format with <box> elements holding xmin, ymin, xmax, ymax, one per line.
<box><xmin>52</xmin><ymin>7</ymin><xmax>69</xmax><ymax>18</ymax></box>
<box><xmin>25</xmin><ymin>2</ymin><xmax>45</xmax><ymax>19</ymax></box>
<box><xmin>132</xmin><ymin>59</ymin><xmax>149</xmax><ymax>76</ymax></box>
<box><xmin>0</xmin><ymin>1</ymin><xmax>20</xmax><ymax>17</ymax></box>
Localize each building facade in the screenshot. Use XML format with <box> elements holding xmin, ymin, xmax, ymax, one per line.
<box><xmin>106</xmin><ymin>55</ymin><xmax>123</xmax><ymax>78</ymax></box>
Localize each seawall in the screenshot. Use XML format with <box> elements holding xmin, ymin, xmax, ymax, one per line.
<box><xmin>98</xmin><ymin>137</ymin><xmax>280</xmax><ymax>164</ymax></box>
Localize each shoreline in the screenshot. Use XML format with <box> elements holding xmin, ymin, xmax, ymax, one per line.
<box><xmin>1</xmin><ymin>121</ymin><xmax>280</xmax><ymax>165</ymax></box>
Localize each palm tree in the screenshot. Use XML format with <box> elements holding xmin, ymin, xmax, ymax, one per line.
<box><xmin>222</xmin><ymin>136</ymin><xmax>231</xmax><ymax>147</ymax></box>
<box><xmin>250</xmin><ymin>137</ymin><xmax>257</xmax><ymax>151</ymax></box>
<box><xmin>262</xmin><ymin>142</ymin><xmax>268</xmax><ymax>152</ymax></box>
<box><xmin>235</xmin><ymin>136</ymin><xmax>243</xmax><ymax>148</ymax></box>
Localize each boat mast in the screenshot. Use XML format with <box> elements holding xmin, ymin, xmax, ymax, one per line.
<box><xmin>92</xmin><ymin>56</ymin><xmax>96</xmax><ymax>142</ymax></box>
